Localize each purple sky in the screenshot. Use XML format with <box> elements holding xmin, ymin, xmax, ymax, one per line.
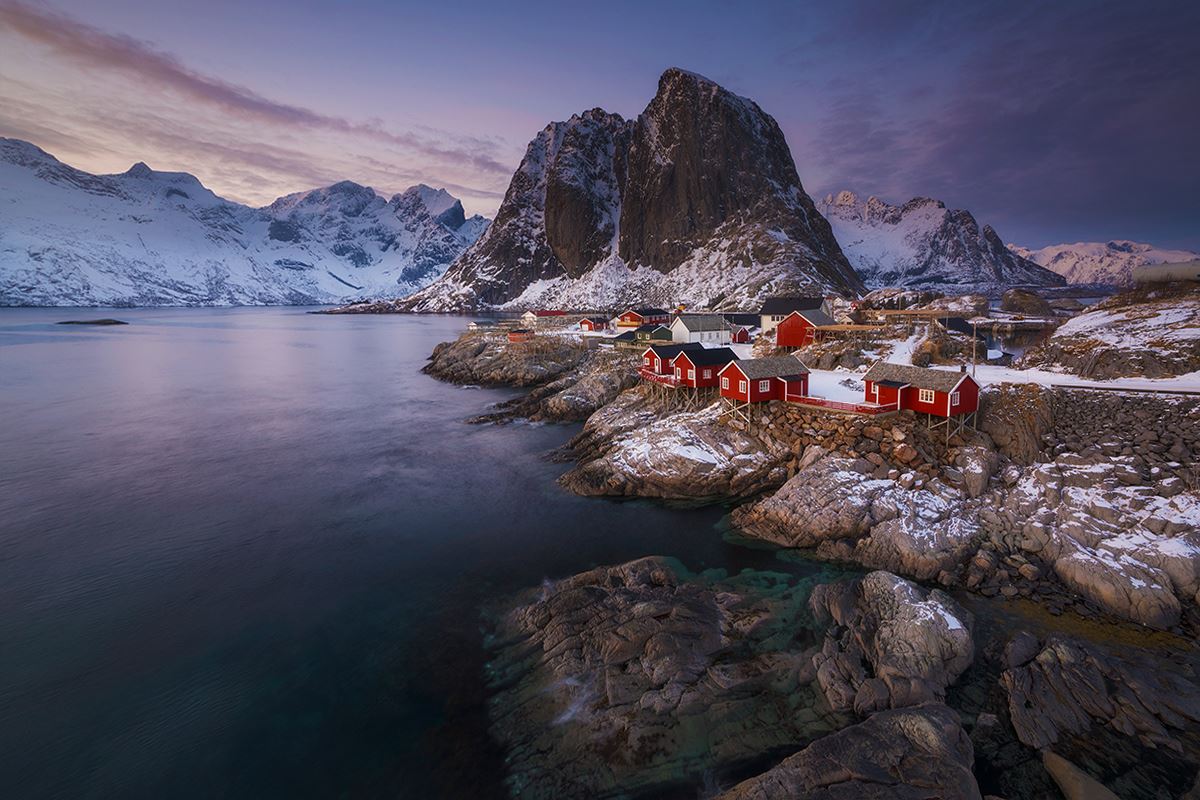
<box><xmin>1</xmin><ymin>0</ymin><xmax>1197</xmax><ymax>249</ymax></box>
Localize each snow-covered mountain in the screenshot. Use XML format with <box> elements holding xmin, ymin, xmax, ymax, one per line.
<box><xmin>1009</xmin><ymin>240</ymin><xmax>1200</xmax><ymax>286</ymax></box>
<box><xmin>400</xmin><ymin>68</ymin><xmax>863</xmax><ymax>312</ymax></box>
<box><xmin>0</xmin><ymin>138</ymin><xmax>487</xmax><ymax>306</ymax></box>
<box><xmin>818</xmin><ymin>191</ymin><xmax>1063</xmax><ymax>293</ymax></box>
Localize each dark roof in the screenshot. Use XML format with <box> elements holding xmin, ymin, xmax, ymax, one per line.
<box><xmin>759</xmin><ymin>296</ymin><xmax>824</xmax><ymax>315</ymax></box>
<box><xmin>674</xmin><ymin>347</ymin><xmax>738</xmax><ymax>367</ymax></box>
<box><xmin>634</xmin><ymin>323</ymin><xmax>671</xmax><ymax>333</ymax></box>
<box><xmin>613</xmin><ymin>331</ymin><xmax>636</xmax><ymax>341</ymax></box>
<box><xmin>582</xmin><ymin>316</ymin><xmax>608</xmax><ymax>324</ymax></box>
<box><xmin>722</xmin><ymin>355</ymin><xmax>810</xmax><ymax>379</ymax></box>
<box><xmin>877</xmin><ymin>379</ymin><xmax>907</xmax><ymax>388</ymax></box>
<box><xmin>672</xmin><ymin>314</ymin><xmax>728</xmax><ymax>332</ymax></box>
<box><xmin>626</xmin><ymin>307</ymin><xmax>669</xmax><ymax>316</ymax></box>
<box><xmin>721</xmin><ymin>313</ymin><xmax>759</xmax><ymax>327</ymax></box>
<box><xmin>863</xmin><ymin>362</ymin><xmax>969</xmax><ymax>393</ymax></box>
<box><xmin>645</xmin><ymin>343</ymin><xmax>704</xmax><ymax>360</ymax></box>
<box><xmin>509</xmin><ymin>328</ymin><xmax>533</xmax><ymax>334</ymax></box>
<box><xmin>787</xmin><ymin>308</ymin><xmax>836</xmax><ymax>326</ymax></box>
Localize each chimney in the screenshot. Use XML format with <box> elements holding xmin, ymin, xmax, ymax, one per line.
<box><xmin>960</xmin><ymin>364</ymin><xmax>967</xmax><ymax>373</ymax></box>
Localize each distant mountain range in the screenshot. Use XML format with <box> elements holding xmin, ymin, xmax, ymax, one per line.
<box><xmin>818</xmin><ymin>191</ymin><xmax>1063</xmax><ymax>293</ymax></box>
<box><xmin>400</xmin><ymin>68</ymin><xmax>864</xmax><ymax>312</ymax></box>
<box><xmin>2</xmin><ymin>72</ymin><xmax>1184</xmax><ymax>309</ymax></box>
<box><xmin>0</xmin><ymin>138</ymin><xmax>487</xmax><ymax>306</ymax></box>
<box><xmin>1009</xmin><ymin>240</ymin><xmax>1200</xmax><ymax>286</ymax></box>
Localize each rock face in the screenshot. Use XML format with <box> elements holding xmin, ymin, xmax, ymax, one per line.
<box><xmin>485</xmin><ymin>557</ymin><xmax>845</xmax><ymax>799</ymax></box>
<box><xmin>402</xmin><ymin>69</ymin><xmax>863</xmax><ymax>312</ymax></box>
<box><xmin>1000</xmin><ymin>288</ymin><xmax>1054</xmax><ymax>316</ymax></box>
<box><xmin>1000</xmin><ymin>633</ymin><xmax>1200</xmax><ymax>754</ymax></box>
<box><xmin>809</xmin><ymin>572</ymin><xmax>974</xmax><ymax>715</ymax></box>
<box><xmin>715</xmin><ymin>703</ymin><xmax>982</xmax><ymax>800</ymax></box>
<box><xmin>732</xmin><ymin>454</ymin><xmax>982</xmax><ymax>582</ymax></box>
<box><xmin>423</xmin><ymin>332</ymin><xmax>590</xmax><ymax>387</ymax></box>
<box><xmin>0</xmin><ymin>138</ymin><xmax>487</xmax><ymax>306</ymax></box>
<box><xmin>819</xmin><ymin>190</ymin><xmax>1064</xmax><ymax>292</ymax></box>
<box><xmin>559</xmin><ymin>398</ymin><xmax>792</xmax><ymax>499</ymax></box>
<box><xmin>1011</xmin><ymin>240</ymin><xmax>1200</xmax><ymax>286</ymax></box>
<box><xmin>1020</xmin><ymin>284</ymin><xmax>1200</xmax><ymax>379</ymax></box>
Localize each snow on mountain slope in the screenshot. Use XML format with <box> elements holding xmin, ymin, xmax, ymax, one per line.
<box><xmin>1010</xmin><ymin>240</ymin><xmax>1200</xmax><ymax>286</ymax></box>
<box><xmin>819</xmin><ymin>191</ymin><xmax>1063</xmax><ymax>293</ymax></box>
<box><xmin>400</xmin><ymin>69</ymin><xmax>862</xmax><ymax>312</ymax></box>
<box><xmin>0</xmin><ymin>138</ymin><xmax>487</xmax><ymax>306</ymax></box>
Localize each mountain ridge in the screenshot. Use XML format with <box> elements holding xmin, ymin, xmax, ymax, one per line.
<box><xmin>1010</xmin><ymin>240</ymin><xmax>1200</xmax><ymax>286</ymax></box>
<box><xmin>0</xmin><ymin>137</ymin><xmax>487</xmax><ymax>306</ymax></box>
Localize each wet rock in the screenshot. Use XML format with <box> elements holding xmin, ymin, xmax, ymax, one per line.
<box><xmin>999</xmin><ymin>633</ymin><xmax>1200</xmax><ymax>753</ymax></box>
<box><xmin>424</xmin><ymin>331</ymin><xmax>590</xmax><ymax>386</ymax></box>
<box><xmin>809</xmin><ymin>572</ymin><xmax>974</xmax><ymax>714</ymax></box>
<box><xmin>487</xmin><ymin>557</ymin><xmax>845</xmax><ymax>799</ymax></box>
<box><xmin>715</xmin><ymin>703</ymin><xmax>982</xmax><ymax>800</ymax></box>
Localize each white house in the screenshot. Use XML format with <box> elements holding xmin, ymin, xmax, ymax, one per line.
<box><xmin>670</xmin><ymin>314</ymin><xmax>732</xmax><ymax>345</ymax></box>
<box><xmin>758</xmin><ymin>296</ymin><xmax>830</xmax><ymax>334</ymax></box>
<box><xmin>520</xmin><ymin>311</ymin><xmax>539</xmax><ymax>327</ymax></box>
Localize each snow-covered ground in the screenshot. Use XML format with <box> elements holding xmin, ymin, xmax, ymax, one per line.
<box><xmin>804</xmin><ymin>370</ymin><xmax>866</xmax><ymax>402</ymax></box>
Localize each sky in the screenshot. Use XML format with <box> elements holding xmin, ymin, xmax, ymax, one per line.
<box><xmin>1</xmin><ymin>0</ymin><xmax>1197</xmax><ymax>250</ymax></box>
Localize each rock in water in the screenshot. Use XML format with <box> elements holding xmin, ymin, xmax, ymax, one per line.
<box><xmin>485</xmin><ymin>557</ymin><xmax>848</xmax><ymax>799</ymax></box>
<box><xmin>809</xmin><ymin>572</ymin><xmax>974</xmax><ymax>714</ymax></box>
<box><xmin>715</xmin><ymin>703</ymin><xmax>982</xmax><ymax>800</ymax></box>
<box><xmin>402</xmin><ymin>68</ymin><xmax>862</xmax><ymax>312</ymax></box>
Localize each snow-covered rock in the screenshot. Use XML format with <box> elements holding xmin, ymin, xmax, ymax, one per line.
<box><xmin>0</xmin><ymin>138</ymin><xmax>487</xmax><ymax>306</ymax></box>
<box><xmin>819</xmin><ymin>190</ymin><xmax>1064</xmax><ymax>292</ymax></box>
<box><xmin>1011</xmin><ymin>240</ymin><xmax>1200</xmax><ymax>286</ymax></box>
<box><xmin>401</xmin><ymin>68</ymin><xmax>863</xmax><ymax>312</ymax></box>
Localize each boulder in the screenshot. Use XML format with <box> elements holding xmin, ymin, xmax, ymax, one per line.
<box><xmin>1000</xmin><ymin>288</ymin><xmax>1053</xmax><ymax>316</ymax></box>
<box><xmin>715</xmin><ymin>703</ymin><xmax>982</xmax><ymax>800</ymax></box>
<box><xmin>809</xmin><ymin>572</ymin><xmax>974</xmax><ymax>713</ymax></box>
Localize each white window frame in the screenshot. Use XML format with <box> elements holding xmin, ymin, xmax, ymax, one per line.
<box><xmin>758</xmin><ymin>380</ymin><xmax>771</xmax><ymax>393</ymax></box>
<box><xmin>739</xmin><ymin>380</ymin><xmax>748</xmax><ymax>393</ymax></box>
<box><xmin>919</xmin><ymin>388</ymin><xmax>935</xmax><ymax>404</ymax></box>
<box><xmin>703</xmin><ymin>369</ymin><xmax>711</xmax><ymax>379</ymax></box>
<box><xmin>643</xmin><ymin>356</ymin><xmax>650</xmax><ymax>366</ymax></box>
<box><xmin>675</xmin><ymin>367</ymin><xmax>682</xmax><ymax>378</ymax></box>
<box><xmin>688</xmin><ymin>369</ymin><xmax>696</xmax><ymax>380</ymax></box>
<box><xmin>871</xmin><ymin>383</ymin><xmax>878</xmax><ymax>399</ymax></box>
<box><xmin>951</xmin><ymin>391</ymin><xmax>960</xmax><ymax>406</ymax></box>
<box><xmin>721</xmin><ymin>376</ymin><xmax>729</xmax><ymax>390</ymax></box>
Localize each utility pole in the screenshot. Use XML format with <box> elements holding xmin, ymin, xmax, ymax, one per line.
<box><xmin>972</xmin><ymin>320</ymin><xmax>978</xmax><ymax>377</ymax></box>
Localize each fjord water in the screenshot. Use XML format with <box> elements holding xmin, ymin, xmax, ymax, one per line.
<box><xmin>0</xmin><ymin>308</ymin><xmax>793</xmax><ymax>799</ymax></box>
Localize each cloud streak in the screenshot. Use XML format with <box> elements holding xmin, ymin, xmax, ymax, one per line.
<box><xmin>0</xmin><ymin>0</ymin><xmax>512</xmax><ymax>177</ymax></box>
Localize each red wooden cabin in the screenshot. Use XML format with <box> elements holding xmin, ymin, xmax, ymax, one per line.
<box><xmin>641</xmin><ymin>342</ymin><xmax>703</xmax><ymax>375</ymax></box>
<box><xmin>618</xmin><ymin>307</ymin><xmax>670</xmax><ymax>327</ymax></box>
<box><xmin>729</xmin><ymin>325</ymin><xmax>752</xmax><ymax>344</ymax></box>
<box><xmin>508</xmin><ymin>329</ymin><xmax>535</xmax><ymax>343</ymax></box>
<box><xmin>671</xmin><ymin>347</ymin><xmax>737</xmax><ymax>388</ymax></box>
<box><xmin>776</xmin><ymin>308</ymin><xmax>836</xmax><ymax>348</ymax></box>
<box><xmin>580</xmin><ymin>316</ymin><xmax>609</xmax><ymax>331</ymax></box>
<box><xmin>862</xmin><ymin>362</ymin><xmax>980</xmax><ymax>417</ymax></box>
<box><xmin>718</xmin><ymin>356</ymin><xmax>810</xmax><ymax>403</ymax></box>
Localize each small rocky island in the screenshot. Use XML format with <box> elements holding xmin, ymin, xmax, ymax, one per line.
<box><xmin>422</xmin><ymin>285</ymin><xmax>1200</xmax><ymax>799</ymax></box>
<box><xmin>56</xmin><ymin>318</ymin><xmax>128</xmax><ymax>325</ymax></box>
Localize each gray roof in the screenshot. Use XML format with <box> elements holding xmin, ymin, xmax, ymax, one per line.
<box><xmin>673</xmin><ymin>314</ymin><xmax>729</xmax><ymax>332</ymax></box>
<box><xmin>723</xmin><ymin>355</ymin><xmax>810</xmax><ymax>379</ymax></box>
<box><xmin>789</xmin><ymin>308</ymin><xmax>836</xmax><ymax>326</ymax></box>
<box><xmin>863</xmin><ymin>362</ymin><xmax>968</xmax><ymax>392</ymax></box>
<box><xmin>760</xmin><ymin>296</ymin><xmax>824</xmax><ymax>315</ymax></box>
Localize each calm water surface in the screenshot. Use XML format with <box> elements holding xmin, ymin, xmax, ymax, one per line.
<box><xmin>0</xmin><ymin>308</ymin><xmax>812</xmax><ymax>799</ymax></box>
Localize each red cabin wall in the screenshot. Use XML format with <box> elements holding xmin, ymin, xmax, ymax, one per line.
<box><xmin>949</xmin><ymin>377</ymin><xmax>979</xmax><ymax>415</ymax></box>
<box><xmin>731</xmin><ymin>327</ymin><xmax>750</xmax><ymax>344</ymax></box>
<box><xmin>776</xmin><ymin>315</ymin><xmax>816</xmax><ymax>348</ymax></box>
<box><xmin>901</xmin><ymin>386</ymin><xmax>948</xmax><ymax>417</ymax></box>
<box><xmin>676</xmin><ymin>355</ymin><xmax>724</xmax><ymax>388</ymax></box>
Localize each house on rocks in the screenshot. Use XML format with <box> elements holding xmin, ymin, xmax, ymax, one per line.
<box><xmin>669</xmin><ymin>314</ymin><xmax>732</xmax><ymax>345</ymax></box>
<box><xmin>617</xmin><ymin>307</ymin><xmax>670</xmax><ymax>327</ymax></box>
<box><xmin>776</xmin><ymin>308</ymin><xmax>837</xmax><ymax>348</ymax></box>
<box><xmin>758</xmin><ymin>296</ymin><xmax>829</xmax><ymax>334</ymax></box>
<box><xmin>861</xmin><ymin>362</ymin><xmax>979</xmax><ymax>418</ymax></box>
<box><xmin>672</xmin><ymin>347</ymin><xmax>738</xmax><ymax>389</ymax></box>
<box><xmin>640</xmin><ymin>342</ymin><xmax>704</xmax><ymax>376</ymax></box>
<box><xmin>718</xmin><ymin>356</ymin><xmax>810</xmax><ymax>421</ymax></box>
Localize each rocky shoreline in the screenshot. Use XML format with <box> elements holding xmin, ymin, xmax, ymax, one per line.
<box><xmin>425</xmin><ymin>327</ymin><xmax>1200</xmax><ymax>798</ymax></box>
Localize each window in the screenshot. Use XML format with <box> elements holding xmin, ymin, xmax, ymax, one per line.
<box><xmin>688</xmin><ymin>369</ymin><xmax>695</xmax><ymax>380</ymax></box>
<box><xmin>739</xmin><ymin>380</ymin><xmax>747</xmax><ymax>393</ymax></box>
<box><xmin>951</xmin><ymin>391</ymin><xmax>960</xmax><ymax>406</ymax></box>
<box><xmin>759</xmin><ymin>380</ymin><xmax>771</xmax><ymax>393</ymax></box>
<box><xmin>871</xmin><ymin>384</ymin><xmax>878</xmax><ymax>399</ymax></box>
<box><xmin>643</xmin><ymin>356</ymin><xmax>650</xmax><ymax>366</ymax></box>
<box><xmin>675</xmin><ymin>367</ymin><xmax>682</xmax><ymax>378</ymax></box>
<box><xmin>721</xmin><ymin>377</ymin><xmax>729</xmax><ymax>390</ymax></box>
<box><xmin>919</xmin><ymin>388</ymin><xmax>935</xmax><ymax>404</ymax></box>
<box><xmin>703</xmin><ymin>369</ymin><xmax>711</xmax><ymax>379</ymax></box>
